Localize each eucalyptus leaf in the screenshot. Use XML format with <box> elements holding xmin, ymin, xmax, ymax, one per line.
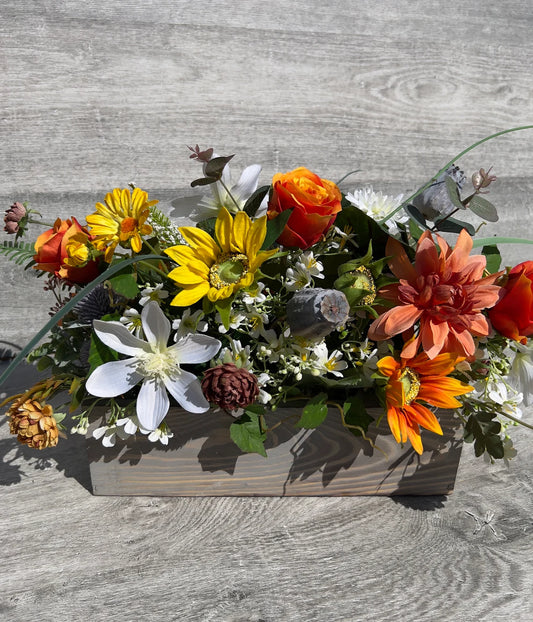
<box><xmin>204</xmin><ymin>154</ymin><xmax>235</xmax><ymax>179</ymax></box>
<box><xmin>405</xmin><ymin>204</ymin><xmax>429</xmax><ymax>231</ymax></box>
<box><xmin>433</xmin><ymin>216</ymin><xmax>476</xmax><ymax>236</ymax></box>
<box><xmin>467</xmin><ymin>195</ymin><xmax>499</xmax><ymax>222</ymax></box>
<box><xmin>445</xmin><ymin>175</ymin><xmax>465</xmax><ymax>209</ymax></box>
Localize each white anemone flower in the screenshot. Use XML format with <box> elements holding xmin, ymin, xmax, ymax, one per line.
<box><xmin>85</xmin><ymin>301</ymin><xmax>221</xmax><ymax>430</ymax></box>
<box><xmin>508</xmin><ymin>341</ymin><xmax>533</xmax><ymax>407</ymax></box>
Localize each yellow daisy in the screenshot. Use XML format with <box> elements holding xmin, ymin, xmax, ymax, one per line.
<box><xmin>86</xmin><ymin>187</ymin><xmax>157</xmax><ymax>262</ymax></box>
<box><xmin>165</xmin><ymin>207</ymin><xmax>277</xmax><ymax>306</ymax></box>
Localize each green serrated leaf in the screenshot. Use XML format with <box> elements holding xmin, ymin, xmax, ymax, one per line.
<box><xmin>342</xmin><ymin>394</ymin><xmax>374</xmax><ymax>436</ymax></box>
<box><xmin>243</xmin><ymin>185</ymin><xmax>270</xmax><ymax>217</ymax></box>
<box><xmin>468</xmin><ymin>195</ymin><xmax>499</xmax><ymax>222</ymax></box>
<box><xmin>481</xmin><ymin>245</ymin><xmax>501</xmax><ymax>273</ymax></box>
<box><xmin>445</xmin><ymin>175</ymin><xmax>465</xmax><ymax>209</ymax></box>
<box><xmin>108</xmin><ymin>272</ymin><xmax>139</xmax><ymax>298</ymax></box>
<box><xmin>261</xmin><ymin>209</ymin><xmax>293</xmax><ymax>250</ymax></box>
<box><xmin>295</xmin><ymin>393</ymin><xmax>328</xmax><ymax>429</ymax></box>
<box><xmin>229</xmin><ymin>411</ymin><xmax>267</xmax><ymax>457</ymax></box>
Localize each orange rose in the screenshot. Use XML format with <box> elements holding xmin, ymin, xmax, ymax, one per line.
<box><xmin>489</xmin><ymin>261</ymin><xmax>533</xmax><ymax>343</ymax></box>
<box><xmin>34</xmin><ymin>217</ymin><xmax>100</xmax><ymax>284</ymax></box>
<box><xmin>267</xmin><ymin>167</ymin><xmax>342</xmax><ymax>249</ymax></box>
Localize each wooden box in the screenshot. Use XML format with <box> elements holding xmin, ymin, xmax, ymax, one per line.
<box><xmin>86</xmin><ymin>406</ymin><xmax>463</xmax><ymax>496</ymax></box>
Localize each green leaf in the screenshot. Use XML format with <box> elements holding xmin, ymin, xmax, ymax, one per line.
<box><xmin>230</xmin><ymin>411</ymin><xmax>267</xmax><ymax>457</ymax></box>
<box><xmin>485</xmin><ymin>435</ymin><xmax>505</xmax><ymax>459</ymax></box>
<box><xmin>108</xmin><ymin>272</ymin><xmax>139</xmax><ymax>298</ymax></box>
<box><xmin>295</xmin><ymin>393</ymin><xmax>329</xmax><ymax>429</ymax></box>
<box><xmin>214</xmin><ymin>297</ymin><xmax>232</xmax><ymax>331</ymax></box>
<box><xmin>36</xmin><ymin>355</ymin><xmax>54</xmax><ymax>372</ymax></box>
<box><xmin>468</xmin><ymin>195</ymin><xmax>499</xmax><ymax>222</ymax></box>
<box><xmin>434</xmin><ymin>216</ymin><xmax>476</xmax><ymax>236</ymax></box>
<box><xmin>405</xmin><ymin>204</ymin><xmax>430</xmax><ymax>231</ymax></box>
<box><xmin>445</xmin><ymin>175</ymin><xmax>465</xmax><ymax>209</ymax></box>
<box><xmin>481</xmin><ymin>245</ymin><xmax>501</xmax><ymax>273</ymax></box>
<box><xmin>190</xmin><ymin>176</ymin><xmax>218</xmax><ymax>187</ymax></box>
<box><xmin>336</xmin><ymin>202</ymin><xmax>394</xmax><ymax>259</ymax></box>
<box><xmin>261</xmin><ymin>209</ymin><xmax>293</xmax><ymax>250</ymax></box>
<box><xmin>342</xmin><ymin>394</ymin><xmax>374</xmax><ymax>436</ymax></box>
<box><xmin>88</xmin><ymin>333</ymin><xmax>119</xmax><ymax>374</ymax></box>
<box><xmin>243</xmin><ymin>185</ymin><xmax>270</xmax><ymax>217</ymax></box>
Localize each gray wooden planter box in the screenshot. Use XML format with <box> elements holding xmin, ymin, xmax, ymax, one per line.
<box><xmin>86</xmin><ymin>406</ymin><xmax>463</xmax><ymax>497</ymax></box>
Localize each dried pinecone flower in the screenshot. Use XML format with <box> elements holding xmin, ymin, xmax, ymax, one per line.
<box><xmin>4</xmin><ymin>202</ymin><xmax>27</xmax><ymax>234</ymax></box>
<box><xmin>8</xmin><ymin>399</ymin><xmax>59</xmax><ymax>449</ymax></box>
<box><xmin>201</xmin><ymin>363</ymin><xmax>259</xmax><ymax>411</ymax></box>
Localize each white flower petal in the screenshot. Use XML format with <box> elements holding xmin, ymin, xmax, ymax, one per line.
<box><xmin>86</xmin><ymin>358</ymin><xmax>142</xmax><ymax>397</ymax></box>
<box><xmin>165</xmin><ymin>370</ymin><xmax>209</xmax><ymax>413</ymax></box>
<box><xmin>231</xmin><ymin>164</ymin><xmax>261</xmax><ymax>202</ymax></box>
<box><xmin>169</xmin><ymin>334</ymin><xmax>221</xmax><ymax>364</ymax></box>
<box><xmin>141</xmin><ymin>301</ymin><xmax>171</xmax><ymax>349</ymax></box>
<box><xmin>136</xmin><ymin>378</ymin><xmax>170</xmax><ymax>430</ymax></box>
<box><xmin>93</xmin><ymin>320</ymin><xmax>150</xmax><ymax>356</ymax></box>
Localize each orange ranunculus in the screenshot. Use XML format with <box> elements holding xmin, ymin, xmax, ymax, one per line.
<box><xmin>33</xmin><ymin>217</ymin><xmax>100</xmax><ymax>284</ymax></box>
<box><xmin>489</xmin><ymin>261</ymin><xmax>533</xmax><ymax>344</ymax></box>
<box><xmin>377</xmin><ymin>351</ymin><xmax>473</xmax><ymax>454</ymax></box>
<box><xmin>267</xmin><ymin>167</ymin><xmax>342</xmax><ymax>249</ymax></box>
<box><xmin>368</xmin><ymin>229</ymin><xmax>502</xmax><ymax>360</ymax></box>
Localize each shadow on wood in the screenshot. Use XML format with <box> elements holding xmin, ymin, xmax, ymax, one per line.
<box><xmin>86</xmin><ymin>406</ymin><xmax>463</xmax><ymax>497</ymax></box>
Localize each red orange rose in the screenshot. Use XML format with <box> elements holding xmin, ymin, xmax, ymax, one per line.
<box><xmin>489</xmin><ymin>260</ymin><xmax>533</xmax><ymax>343</ymax></box>
<box><xmin>267</xmin><ymin>167</ymin><xmax>342</xmax><ymax>249</ymax></box>
<box><xmin>34</xmin><ymin>217</ymin><xmax>100</xmax><ymax>284</ymax></box>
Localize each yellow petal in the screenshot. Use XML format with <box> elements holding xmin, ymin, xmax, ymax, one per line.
<box><xmin>246</xmin><ymin>215</ymin><xmax>268</xmax><ymax>257</ymax></box>
<box><xmin>167</xmin><ymin>266</ymin><xmax>207</xmax><ymax>285</ymax></box>
<box><xmin>231</xmin><ymin>211</ymin><xmax>251</xmax><ymax>253</ymax></box>
<box><xmin>215</xmin><ymin>207</ymin><xmax>232</xmax><ymax>252</ymax></box>
<box><xmin>170</xmin><ymin>282</ymin><xmax>210</xmax><ymax>306</ymax></box>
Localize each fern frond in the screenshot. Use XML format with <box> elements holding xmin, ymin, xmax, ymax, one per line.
<box><xmin>0</xmin><ymin>240</ymin><xmax>35</xmax><ymax>265</ymax></box>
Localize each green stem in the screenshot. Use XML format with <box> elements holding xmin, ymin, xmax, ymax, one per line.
<box><xmin>378</xmin><ymin>125</ymin><xmax>533</xmax><ymax>224</ymax></box>
<box><xmin>501</xmin><ymin>411</ymin><xmax>533</xmax><ymax>431</ymax></box>
<box><xmin>219</xmin><ymin>179</ymin><xmax>241</xmax><ymax>212</ymax></box>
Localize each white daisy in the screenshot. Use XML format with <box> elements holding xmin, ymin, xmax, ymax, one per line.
<box><xmin>345</xmin><ymin>186</ymin><xmax>406</xmax><ymax>234</ymax></box>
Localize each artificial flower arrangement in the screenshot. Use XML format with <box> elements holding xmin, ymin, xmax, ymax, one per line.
<box><xmin>2</xmin><ymin>128</ymin><xmax>533</xmax><ymax>465</ymax></box>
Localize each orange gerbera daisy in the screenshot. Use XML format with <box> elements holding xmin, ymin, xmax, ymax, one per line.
<box><xmin>376</xmin><ymin>352</ymin><xmax>473</xmax><ymax>454</ymax></box>
<box><xmin>368</xmin><ymin>229</ymin><xmax>502</xmax><ymax>359</ymax></box>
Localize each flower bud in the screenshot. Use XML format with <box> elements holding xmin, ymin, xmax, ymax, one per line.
<box><xmin>4</xmin><ymin>202</ymin><xmax>27</xmax><ymax>234</ymax></box>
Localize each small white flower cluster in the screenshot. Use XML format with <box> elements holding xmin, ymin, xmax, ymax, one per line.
<box><xmin>91</xmin><ymin>411</ymin><xmax>174</xmax><ymax>448</ymax></box>
<box><xmin>285</xmin><ymin>251</ymin><xmax>324</xmax><ymax>291</ymax></box>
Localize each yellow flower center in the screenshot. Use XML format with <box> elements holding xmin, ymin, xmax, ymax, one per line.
<box><xmin>136</xmin><ymin>350</ymin><xmax>178</xmax><ymax>380</ymax></box>
<box><xmin>399</xmin><ymin>367</ymin><xmax>421</xmax><ymax>405</ymax></box>
<box><xmin>209</xmin><ymin>253</ymin><xmax>249</xmax><ymax>289</ymax></box>
<box><xmin>351</xmin><ymin>266</ymin><xmax>376</xmax><ymax>305</ymax></box>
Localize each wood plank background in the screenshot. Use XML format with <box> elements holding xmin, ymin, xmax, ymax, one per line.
<box><xmin>1</xmin><ymin>1</ymin><xmax>532</xmax><ymax>620</ymax></box>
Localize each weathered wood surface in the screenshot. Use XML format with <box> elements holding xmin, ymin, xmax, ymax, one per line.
<box><xmin>87</xmin><ymin>406</ymin><xmax>462</xmax><ymax>497</ymax></box>
<box><xmin>1</xmin><ymin>1</ymin><xmax>533</xmax><ymax>620</ymax></box>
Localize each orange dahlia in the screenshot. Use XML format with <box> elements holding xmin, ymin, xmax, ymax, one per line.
<box><xmin>376</xmin><ymin>352</ymin><xmax>473</xmax><ymax>454</ymax></box>
<box><xmin>368</xmin><ymin>229</ymin><xmax>502</xmax><ymax>359</ymax></box>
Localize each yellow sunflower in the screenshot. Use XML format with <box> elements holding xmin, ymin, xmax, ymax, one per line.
<box><xmin>86</xmin><ymin>187</ymin><xmax>157</xmax><ymax>262</ymax></box>
<box><xmin>165</xmin><ymin>207</ymin><xmax>277</xmax><ymax>306</ymax></box>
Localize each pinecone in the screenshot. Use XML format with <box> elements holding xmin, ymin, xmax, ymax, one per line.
<box><xmin>8</xmin><ymin>399</ymin><xmax>59</xmax><ymax>449</ymax></box>
<box><xmin>201</xmin><ymin>363</ymin><xmax>259</xmax><ymax>411</ymax></box>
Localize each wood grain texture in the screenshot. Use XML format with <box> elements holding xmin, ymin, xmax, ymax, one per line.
<box><xmin>1</xmin><ymin>1</ymin><xmax>533</xmax><ymax>621</ymax></box>
<box><xmin>87</xmin><ymin>406</ymin><xmax>463</xmax><ymax>497</ymax></box>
